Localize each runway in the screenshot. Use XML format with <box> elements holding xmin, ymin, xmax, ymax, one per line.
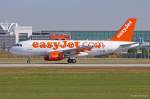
<box><xmin>0</xmin><ymin>64</ymin><xmax>150</xmax><ymax>67</ymax></box>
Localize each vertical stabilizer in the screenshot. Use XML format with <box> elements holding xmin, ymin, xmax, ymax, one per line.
<box><xmin>111</xmin><ymin>18</ymin><xmax>136</xmax><ymax>41</ymax></box>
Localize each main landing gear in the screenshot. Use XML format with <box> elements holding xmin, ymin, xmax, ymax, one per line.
<box><xmin>67</xmin><ymin>58</ymin><xmax>77</xmax><ymax>64</ymax></box>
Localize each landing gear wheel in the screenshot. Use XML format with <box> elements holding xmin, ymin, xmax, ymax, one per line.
<box><xmin>67</xmin><ymin>59</ymin><xmax>77</xmax><ymax>64</ymax></box>
<box><xmin>67</xmin><ymin>59</ymin><xmax>72</xmax><ymax>63</ymax></box>
<box><xmin>72</xmin><ymin>59</ymin><xmax>76</xmax><ymax>63</ymax></box>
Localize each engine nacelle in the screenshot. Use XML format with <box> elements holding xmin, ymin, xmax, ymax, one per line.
<box><xmin>44</xmin><ymin>51</ymin><xmax>64</xmax><ymax>61</ymax></box>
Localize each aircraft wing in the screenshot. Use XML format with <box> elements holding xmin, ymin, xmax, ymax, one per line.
<box><xmin>119</xmin><ymin>42</ymin><xmax>139</xmax><ymax>49</ymax></box>
<box><xmin>59</xmin><ymin>45</ymin><xmax>93</xmax><ymax>57</ymax></box>
<box><xmin>115</xmin><ymin>42</ymin><xmax>139</xmax><ymax>53</ymax></box>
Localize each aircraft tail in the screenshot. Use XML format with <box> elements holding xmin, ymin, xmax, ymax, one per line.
<box><xmin>111</xmin><ymin>18</ymin><xmax>136</xmax><ymax>42</ymax></box>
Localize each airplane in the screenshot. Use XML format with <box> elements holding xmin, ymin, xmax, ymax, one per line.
<box><xmin>9</xmin><ymin>18</ymin><xmax>139</xmax><ymax>63</ymax></box>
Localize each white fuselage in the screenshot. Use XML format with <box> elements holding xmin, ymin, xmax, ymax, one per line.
<box><xmin>9</xmin><ymin>40</ymin><xmax>137</xmax><ymax>57</ymax></box>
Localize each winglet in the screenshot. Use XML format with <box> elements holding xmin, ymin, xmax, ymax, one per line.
<box><xmin>111</xmin><ymin>18</ymin><xmax>136</xmax><ymax>42</ymax></box>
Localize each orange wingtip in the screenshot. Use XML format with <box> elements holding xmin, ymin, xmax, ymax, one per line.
<box><xmin>111</xmin><ymin>18</ymin><xmax>136</xmax><ymax>41</ymax></box>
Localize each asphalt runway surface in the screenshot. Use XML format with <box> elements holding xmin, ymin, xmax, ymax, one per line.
<box><xmin>0</xmin><ymin>64</ymin><xmax>150</xmax><ymax>67</ymax></box>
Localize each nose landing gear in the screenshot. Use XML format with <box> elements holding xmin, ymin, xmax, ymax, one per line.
<box><xmin>27</xmin><ymin>57</ymin><xmax>31</xmax><ymax>64</ymax></box>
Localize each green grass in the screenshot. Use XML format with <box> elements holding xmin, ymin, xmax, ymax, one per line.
<box><xmin>0</xmin><ymin>58</ymin><xmax>150</xmax><ymax>64</ymax></box>
<box><xmin>0</xmin><ymin>68</ymin><xmax>150</xmax><ymax>99</ymax></box>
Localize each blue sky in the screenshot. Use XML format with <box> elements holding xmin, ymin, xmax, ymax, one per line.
<box><xmin>0</xmin><ymin>0</ymin><xmax>150</xmax><ymax>31</ymax></box>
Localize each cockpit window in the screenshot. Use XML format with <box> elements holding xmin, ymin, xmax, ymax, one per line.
<box><xmin>14</xmin><ymin>44</ymin><xmax>22</xmax><ymax>47</ymax></box>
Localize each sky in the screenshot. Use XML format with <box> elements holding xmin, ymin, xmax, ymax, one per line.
<box><xmin>0</xmin><ymin>0</ymin><xmax>150</xmax><ymax>31</ymax></box>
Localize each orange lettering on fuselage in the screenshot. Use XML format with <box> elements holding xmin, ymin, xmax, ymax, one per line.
<box><xmin>40</xmin><ymin>42</ymin><xmax>46</xmax><ymax>48</ymax></box>
<box><xmin>32</xmin><ymin>42</ymin><xmax>39</xmax><ymax>48</ymax></box>
<box><xmin>67</xmin><ymin>42</ymin><xmax>74</xmax><ymax>48</ymax></box>
<box><xmin>32</xmin><ymin>41</ymin><xmax>80</xmax><ymax>50</ymax></box>
<box><xmin>61</xmin><ymin>40</ymin><xmax>67</xmax><ymax>48</ymax></box>
<box><xmin>95</xmin><ymin>42</ymin><xmax>101</xmax><ymax>48</ymax></box>
<box><xmin>53</xmin><ymin>42</ymin><xmax>60</xmax><ymax>50</ymax></box>
<box><xmin>82</xmin><ymin>42</ymin><xmax>105</xmax><ymax>48</ymax></box>
<box><xmin>47</xmin><ymin>42</ymin><xmax>53</xmax><ymax>48</ymax></box>
<box><xmin>32</xmin><ymin>41</ymin><xmax>105</xmax><ymax>50</ymax></box>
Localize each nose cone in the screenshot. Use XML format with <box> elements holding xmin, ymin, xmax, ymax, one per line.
<box><xmin>9</xmin><ymin>47</ymin><xmax>22</xmax><ymax>55</ymax></box>
<box><xmin>9</xmin><ymin>46</ymin><xmax>29</xmax><ymax>56</ymax></box>
<box><xmin>9</xmin><ymin>47</ymin><xmax>17</xmax><ymax>54</ymax></box>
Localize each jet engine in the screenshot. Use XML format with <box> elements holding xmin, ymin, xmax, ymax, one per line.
<box><xmin>44</xmin><ymin>51</ymin><xmax>64</xmax><ymax>61</ymax></box>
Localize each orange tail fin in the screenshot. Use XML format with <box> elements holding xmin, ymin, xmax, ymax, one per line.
<box><xmin>111</xmin><ymin>18</ymin><xmax>136</xmax><ymax>41</ymax></box>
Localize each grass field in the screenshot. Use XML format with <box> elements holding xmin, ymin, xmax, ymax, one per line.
<box><xmin>0</xmin><ymin>57</ymin><xmax>150</xmax><ymax>64</ymax></box>
<box><xmin>0</xmin><ymin>67</ymin><xmax>150</xmax><ymax>99</ymax></box>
